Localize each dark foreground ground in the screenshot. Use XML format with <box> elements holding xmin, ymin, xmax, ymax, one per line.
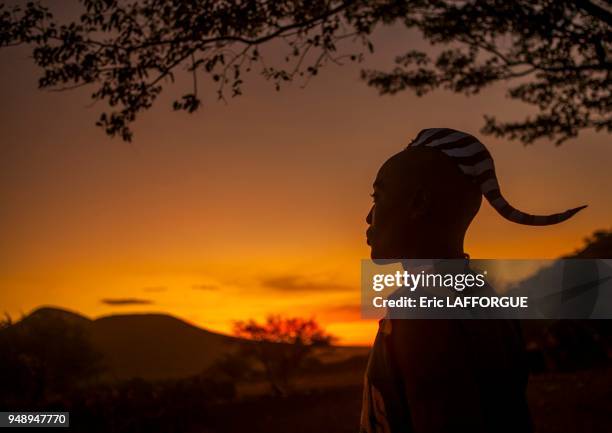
<box><xmin>3</xmin><ymin>307</ymin><xmax>612</xmax><ymax>432</ymax></box>
<box><xmin>202</xmin><ymin>365</ymin><xmax>612</xmax><ymax>433</ymax></box>
<box><xmin>12</xmin><ymin>365</ymin><xmax>610</xmax><ymax>432</ymax></box>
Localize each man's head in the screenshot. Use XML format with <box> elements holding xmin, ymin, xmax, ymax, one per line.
<box><xmin>366</xmin><ymin>147</ymin><xmax>481</xmax><ymax>259</ymax></box>
<box><xmin>366</xmin><ymin>128</ymin><xmax>586</xmax><ymax>260</ymax></box>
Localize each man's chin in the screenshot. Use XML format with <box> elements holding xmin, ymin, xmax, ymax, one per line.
<box><xmin>370</xmin><ymin>248</ymin><xmax>401</xmax><ymax>264</ymax></box>
<box><xmin>369</xmin><ymin>247</ymin><xmax>380</xmax><ymax>260</ymax></box>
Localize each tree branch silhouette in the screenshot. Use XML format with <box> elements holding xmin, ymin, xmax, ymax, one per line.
<box><xmin>1</xmin><ymin>0</ymin><xmax>609</xmax><ymax>144</ymax></box>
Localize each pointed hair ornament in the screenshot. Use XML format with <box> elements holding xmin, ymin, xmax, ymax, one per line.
<box><xmin>408</xmin><ymin>128</ymin><xmax>587</xmax><ymax>226</ymax></box>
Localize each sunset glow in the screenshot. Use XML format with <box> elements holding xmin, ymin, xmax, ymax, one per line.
<box><xmin>1</xmin><ymin>24</ymin><xmax>610</xmax><ymax>346</ymax></box>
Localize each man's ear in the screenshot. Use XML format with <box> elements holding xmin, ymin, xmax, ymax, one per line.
<box><xmin>406</xmin><ymin>187</ymin><xmax>430</xmax><ymax>219</ymax></box>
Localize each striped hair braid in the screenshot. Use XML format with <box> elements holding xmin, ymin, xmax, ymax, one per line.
<box><xmin>408</xmin><ymin>128</ymin><xmax>587</xmax><ymax>226</ymax></box>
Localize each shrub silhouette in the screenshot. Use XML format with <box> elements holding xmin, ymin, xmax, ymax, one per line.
<box><xmin>0</xmin><ymin>310</ymin><xmax>103</xmax><ymax>407</ymax></box>
<box><xmin>233</xmin><ymin>315</ymin><xmax>336</xmax><ymax>396</ymax></box>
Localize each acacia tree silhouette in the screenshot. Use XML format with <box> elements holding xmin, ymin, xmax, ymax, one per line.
<box><xmin>233</xmin><ymin>315</ymin><xmax>336</xmax><ymax>396</ymax></box>
<box><xmin>1</xmin><ymin>0</ymin><xmax>609</xmax><ymax>143</ymax></box>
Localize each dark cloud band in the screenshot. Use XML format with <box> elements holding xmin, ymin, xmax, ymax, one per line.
<box><xmin>101</xmin><ymin>298</ymin><xmax>153</xmax><ymax>305</ymax></box>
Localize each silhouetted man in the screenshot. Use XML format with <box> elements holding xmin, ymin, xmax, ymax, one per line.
<box><xmin>360</xmin><ymin>128</ymin><xmax>586</xmax><ymax>433</ymax></box>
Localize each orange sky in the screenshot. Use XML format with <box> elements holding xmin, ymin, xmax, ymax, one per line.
<box><xmin>0</xmin><ymin>19</ymin><xmax>610</xmax><ymax>345</ymax></box>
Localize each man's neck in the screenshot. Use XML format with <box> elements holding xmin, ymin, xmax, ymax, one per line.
<box><xmin>408</xmin><ymin>232</ymin><xmax>467</xmax><ymax>259</ymax></box>
<box><xmin>407</xmin><ymin>245</ymin><xmax>466</xmax><ymax>259</ymax></box>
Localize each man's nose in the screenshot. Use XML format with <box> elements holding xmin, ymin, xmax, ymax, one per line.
<box><xmin>366</xmin><ymin>207</ymin><xmax>373</xmax><ymax>225</ymax></box>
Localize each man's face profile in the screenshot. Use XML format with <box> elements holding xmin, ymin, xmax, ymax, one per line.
<box><xmin>366</xmin><ymin>147</ymin><xmax>482</xmax><ymax>260</ymax></box>
<box><xmin>366</xmin><ymin>150</ymin><xmax>426</xmax><ymax>260</ymax></box>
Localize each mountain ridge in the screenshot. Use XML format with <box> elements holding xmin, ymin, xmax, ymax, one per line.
<box><xmin>14</xmin><ymin>305</ymin><xmax>367</xmax><ymax>382</ymax></box>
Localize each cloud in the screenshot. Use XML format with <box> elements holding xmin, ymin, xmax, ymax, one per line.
<box><xmin>192</xmin><ymin>283</ymin><xmax>219</xmax><ymax>291</ymax></box>
<box><xmin>261</xmin><ymin>274</ymin><xmax>354</xmax><ymax>292</ymax></box>
<box><xmin>100</xmin><ymin>298</ymin><xmax>153</xmax><ymax>306</ymax></box>
<box><xmin>142</xmin><ymin>286</ymin><xmax>167</xmax><ymax>293</ymax></box>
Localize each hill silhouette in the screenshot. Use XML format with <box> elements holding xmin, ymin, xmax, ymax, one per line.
<box><xmin>565</xmin><ymin>230</ymin><xmax>612</xmax><ymax>259</ymax></box>
<box><xmin>15</xmin><ymin>307</ymin><xmax>366</xmax><ymax>382</ymax></box>
<box><xmin>17</xmin><ymin>306</ymin><xmax>245</xmax><ymax>381</ymax></box>
<box><xmin>19</xmin><ymin>306</ymin><xmax>91</xmax><ymax>327</ymax></box>
<box><xmin>516</xmin><ymin>230</ymin><xmax>612</xmax><ymax>371</ymax></box>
